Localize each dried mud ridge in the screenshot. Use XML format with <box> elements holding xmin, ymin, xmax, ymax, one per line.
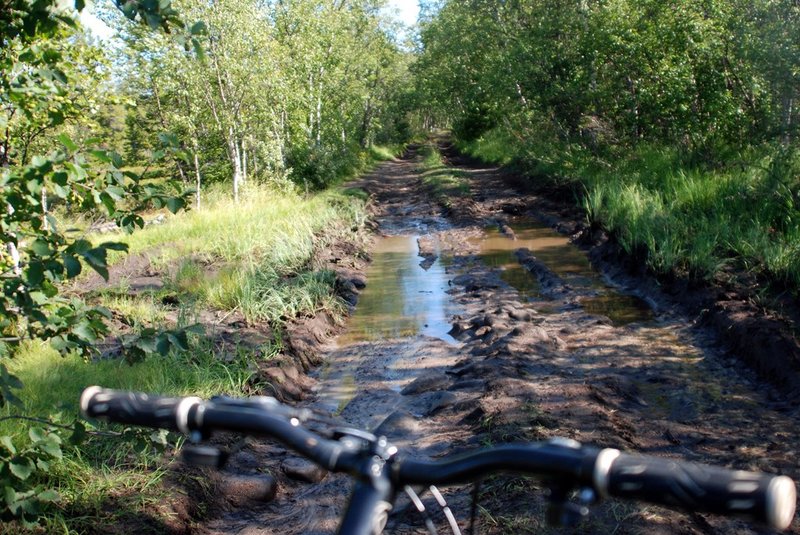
<box><xmin>155</xmin><ymin>145</ymin><xmax>798</xmax><ymax>534</ymax></box>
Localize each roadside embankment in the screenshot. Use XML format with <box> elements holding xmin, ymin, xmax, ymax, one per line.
<box><xmin>448</xmin><ymin>133</ymin><xmax>800</xmax><ymax>398</ymax></box>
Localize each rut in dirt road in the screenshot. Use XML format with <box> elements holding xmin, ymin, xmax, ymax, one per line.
<box><xmin>197</xmin><ymin>146</ymin><xmax>800</xmax><ymax>535</ymax></box>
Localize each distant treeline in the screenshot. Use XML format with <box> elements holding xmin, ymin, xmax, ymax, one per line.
<box><xmin>415</xmin><ymin>0</ymin><xmax>797</xmax><ymax>153</ymax></box>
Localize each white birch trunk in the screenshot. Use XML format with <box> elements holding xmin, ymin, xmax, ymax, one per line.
<box><xmin>229</xmin><ymin>126</ymin><xmax>242</xmax><ymax>203</ymax></box>
<box><xmin>41</xmin><ymin>187</ymin><xmax>48</xmax><ymax>231</ymax></box>
<box><xmin>193</xmin><ymin>145</ymin><xmax>202</xmax><ymax>210</ymax></box>
<box><xmin>242</xmin><ymin>139</ymin><xmax>247</xmax><ymax>184</ymax></box>
<box><xmin>5</xmin><ymin>203</ymin><xmax>19</xmax><ymax>276</ymax></box>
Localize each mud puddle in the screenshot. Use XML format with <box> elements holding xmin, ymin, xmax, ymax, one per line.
<box><xmin>474</xmin><ymin>218</ymin><xmax>653</xmax><ymax>325</ymax></box>
<box><xmin>315</xmin><ymin>235</ymin><xmax>458</xmax><ymax>416</ymax></box>
<box><xmin>336</xmin><ymin>235</ymin><xmax>456</xmax><ymax>346</ymax></box>
<box><xmin>198</xmin><ymin>147</ymin><xmax>800</xmax><ymax>535</ymax></box>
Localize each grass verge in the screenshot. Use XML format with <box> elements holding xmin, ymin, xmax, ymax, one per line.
<box><xmin>416</xmin><ymin>143</ymin><xmax>470</xmax><ymax>208</ymax></box>
<box><xmin>459</xmin><ymin>128</ymin><xmax>800</xmax><ymax>293</ymax></box>
<box><xmin>1</xmin><ymin>154</ymin><xmax>376</xmax><ymax>531</ymax></box>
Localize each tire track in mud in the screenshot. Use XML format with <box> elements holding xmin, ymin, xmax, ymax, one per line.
<box><xmin>197</xmin><ymin>146</ymin><xmax>800</xmax><ymax>535</ymax></box>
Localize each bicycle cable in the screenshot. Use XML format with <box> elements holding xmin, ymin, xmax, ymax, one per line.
<box><xmin>429</xmin><ymin>485</ymin><xmax>462</xmax><ymax>535</ymax></box>
<box><xmin>404</xmin><ymin>485</ymin><xmax>439</xmax><ymax>535</ymax></box>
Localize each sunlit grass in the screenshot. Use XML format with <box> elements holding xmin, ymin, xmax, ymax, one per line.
<box><xmin>417</xmin><ymin>144</ymin><xmax>470</xmax><ymax>205</ymax></box>
<box><xmin>1</xmin><ymin>177</ymin><xmax>370</xmax><ymax>531</ymax></box>
<box><xmin>0</xmin><ymin>340</ymin><xmax>253</xmax><ymax>532</ymax></box>
<box><xmin>93</xmin><ymin>183</ymin><xmax>368</xmax><ymax>328</ymax></box>
<box><xmin>462</xmin><ymin>127</ymin><xmax>800</xmax><ymax>292</ymax></box>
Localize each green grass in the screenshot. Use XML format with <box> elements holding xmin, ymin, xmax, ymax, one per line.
<box><xmin>459</xmin><ymin>127</ymin><xmax>800</xmax><ymax>293</ymax></box>
<box><xmin>97</xmin><ymin>183</ymin><xmax>367</xmax><ymax>326</ymax></box>
<box><xmin>417</xmin><ymin>143</ymin><xmax>470</xmax><ymax>207</ymax></box>
<box><xmin>0</xmin><ymin>175</ymin><xmax>370</xmax><ymax>531</ymax></box>
<box><xmin>0</xmin><ymin>340</ymin><xmax>253</xmax><ymax>532</ymax></box>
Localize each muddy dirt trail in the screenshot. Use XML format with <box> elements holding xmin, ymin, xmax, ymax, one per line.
<box><xmin>197</xmin><ymin>146</ymin><xmax>800</xmax><ymax>534</ymax></box>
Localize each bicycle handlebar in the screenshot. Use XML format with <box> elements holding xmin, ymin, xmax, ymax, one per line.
<box><xmin>80</xmin><ymin>387</ymin><xmax>797</xmax><ymax>532</ymax></box>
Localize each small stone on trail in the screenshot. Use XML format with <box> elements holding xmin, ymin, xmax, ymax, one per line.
<box><xmin>401</xmin><ymin>372</ymin><xmax>451</xmax><ymax>395</ymax></box>
<box><xmin>474</xmin><ymin>326</ymin><xmax>492</xmax><ymax>337</ymax></box>
<box><xmin>218</xmin><ymin>474</ymin><xmax>277</xmax><ymax>506</ymax></box>
<box><xmin>507</xmin><ymin>308</ymin><xmax>533</xmax><ymax>321</ymax></box>
<box><xmin>425</xmin><ymin>391</ymin><xmax>458</xmax><ymax>415</ymax></box>
<box><xmin>282</xmin><ymin>457</ymin><xmax>327</xmax><ymax>483</ymax></box>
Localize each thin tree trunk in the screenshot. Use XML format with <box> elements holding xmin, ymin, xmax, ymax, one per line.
<box><xmin>316</xmin><ymin>90</ymin><xmax>322</xmax><ymax>147</ymax></box>
<box><xmin>6</xmin><ymin>203</ymin><xmax>19</xmax><ymax>276</ymax></box>
<box><xmin>308</xmin><ymin>73</ymin><xmax>315</xmax><ymax>139</ymax></box>
<box><xmin>192</xmin><ymin>136</ymin><xmax>202</xmax><ymax>210</ymax></box>
<box><xmin>41</xmin><ymin>187</ymin><xmax>48</xmax><ymax>231</ymax></box>
<box><xmin>242</xmin><ymin>139</ymin><xmax>247</xmax><ymax>184</ymax></box>
<box><xmin>783</xmin><ymin>95</ymin><xmax>794</xmax><ymax>143</ymax></box>
<box><xmin>228</xmin><ymin>127</ymin><xmax>241</xmax><ymax>203</ymax></box>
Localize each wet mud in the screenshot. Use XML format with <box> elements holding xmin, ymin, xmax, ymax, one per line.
<box><xmin>195</xmin><ymin>145</ymin><xmax>800</xmax><ymax>535</ymax></box>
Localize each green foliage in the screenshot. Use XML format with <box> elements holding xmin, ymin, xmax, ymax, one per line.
<box><xmin>0</xmin><ymin>340</ymin><xmax>253</xmax><ymax>531</ymax></box>
<box><xmin>0</xmin><ymin>427</ymin><xmax>62</xmax><ymax>528</ymax></box>
<box><xmin>418</xmin><ymin>0</ymin><xmax>800</xmax><ymax>293</ymax></box>
<box><xmin>0</xmin><ymin>0</ymin><xmax>203</xmax><ymax>527</ymax></box>
<box><xmin>113</xmin><ymin>0</ymin><xmax>412</xmax><ymax>199</ymax></box>
<box><xmin>121</xmin><ymin>324</ymin><xmax>204</xmax><ymax>364</ymax></box>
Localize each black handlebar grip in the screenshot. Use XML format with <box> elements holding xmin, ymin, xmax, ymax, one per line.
<box><xmin>593</xmin><ymin>449</ymin><xmax>796</xmax><ymax>531</ymax></box>
<box><xmin>80</xmin><ymin>386</ymin><xmax>203</xmax><ymax>434</ymax></box>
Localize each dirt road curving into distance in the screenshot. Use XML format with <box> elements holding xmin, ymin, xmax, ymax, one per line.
<box><xmin>197</xmin><ymin>144</ymin><xmax>800</xmax><ymax>535</ymax></box>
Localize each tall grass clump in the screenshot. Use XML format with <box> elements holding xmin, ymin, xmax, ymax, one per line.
<box><xmin>417</xmin><ymin>144</ymin><xmax>470</xmax><ymax>205</ymax></box>
<box><xmin>463</xmin><ymin>126</ymin><xmax>800</xmax><ymax>293</ymax></box>
<box><xmin>100</xmin><ymin>183</ymin><xmax>367</xmax><ymax>327</ymax></box>
<box><xmin>0</xmin><ymin>340</ymin><xmax>253</xmax><ymax>532</ymax></box>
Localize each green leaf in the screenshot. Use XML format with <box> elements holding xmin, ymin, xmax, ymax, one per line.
<box><xmin>1</xmin><ymin>436</ymin><xmax>17</xmax><ymax>455</ymax></box>
<box><xmin>166</xmin><ymin>331</ymin><xmax>189</xmax><ymax>351</ymax></box>
<box><xmin>190</xmin><ymin>21</ymin><xmax>206</xmax><ymax>35</ymax></box>
<box><xmin>63</xmin><ymin>255</ymin><xmax>81</xmax><ymax>278</ymax></box>
<box><xmin>69</xmin><ymin>422</ymin><xmax>87</xmax><ymax>445</ymax></box>
<box><xmin>68</xmin><ymin>239</ymin><xmax>92</xmax><ymax>255</ymax></box>
<box><xmin>41</xmin><ymin>439</ymin><xmax>62</xmax><ymax>460</ymax></box>
<box><xmin>26</xmin><ymin>262</ymin><xmax>45</xmax><ymax>286</ymax></box>
<box><xmin>28</xmin><ymin>428</ymin><xmax>46</xmax><ymax>443</ymax></box>
<box><xmin>50</xmin><ymin>336</ymin><xmax>76</xmax><ymax>352</ymax></box>
<box><xmin>4</xmin><ymin>486</ymin><xmax>16</xmax><ymax>506</ymax></box>
<box><xmin>9</xmin><ymin>459</ymin><xmax>35</xmax><ymax>481</ymax></box>
<box><xmin>90</xmin><ymin>150</ymin><xmax>112</xmax><ymax>163</ymax></box>
<box><xmin>57</xmin><ymin>133</ymin><xmax>78</xmax><ymax>152</ymax></box>
<box><xmin>155</xmin><ymin>335</ymin><xmax>170</xmax><ymax>355</ymax></box>
<box><xmin>51</xmin><ymin>171</ymin><xmax>68</xmax><ymax>187</ymax></box>
<box><xmin>37</xmin><ymin>489</ymin><xmax>59</xmax><ymax>503</ymax></box>
<box><xmin>165</xmin><ymin>196</ymin><xmax>184</xmax><ymax>214</ymax></box>
<box><xmin>72</xmin><ymin>322</ymin><xmax>98</xmax><ymax>343</ymax></box>
<box><xmin>101</xmin><ymin>242</ymin><xmax>128</xmax><ymax>252</ymax></box>
<box><xmin>29</xmin><ymin>292</ymin><xmax>48</xmax><ymax>305</ymax></box>
<box><xmin>81</xmin><ymin>248</ymin><xmax>108</xmax><ymax>280</ymax></box>
<box><xmin>30</xmin><ymin>239</ymin><xmax>52</xmax><ymax>257</ymax></box>
<box><xmin>109</xmin><ymin>152</ymin><xmax>124</xmax><ymax>168</ymax></box>
<box><xmin>75</xmin><ymin>0</ymin><xmax>86</xmax><ymax>10</ymax></box>
<box><xmin>99</xmin><ymin>192</ymin><xmax>116</xmax><ymax>215</ymax></box>
<box><xmin>106</xmin><ymin>185</ymin><xmax>125</xmax><ymax>200</ymax></box>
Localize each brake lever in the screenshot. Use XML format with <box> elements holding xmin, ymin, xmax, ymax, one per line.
<box><xmin>182</xmin><ymin>435</ymin><xmax>251</xmax><ymax>470</ymax></box>
<box><xmin>545</xmin><ymin>484</ymin><xmax>594</xmax><ymax>527</ymax></box>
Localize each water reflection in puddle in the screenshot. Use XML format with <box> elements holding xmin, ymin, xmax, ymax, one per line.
<box><xmin>337</xmin><ymin>235</ymin><xmax>457</xmax><ymax>345</ymax></box>
<box><xmin>318</xmin><ymin>235</ymin><xmax>457</xmax><ymax>414</ymax></box>
<box><xmin>474</xmin><ymin>219</ymin><xmax>654</xmax><ymax>325</ymax></box>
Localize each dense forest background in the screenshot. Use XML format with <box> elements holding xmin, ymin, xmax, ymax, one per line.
<box><xmin>415</xmin><ymin>0</ymin><xmax>800</xmax><ymax>288</ymax></box>
<box><xmin>0</xmin><ymin>0</ymin><xmax>798</xmax><ymax>529</ymax></box>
